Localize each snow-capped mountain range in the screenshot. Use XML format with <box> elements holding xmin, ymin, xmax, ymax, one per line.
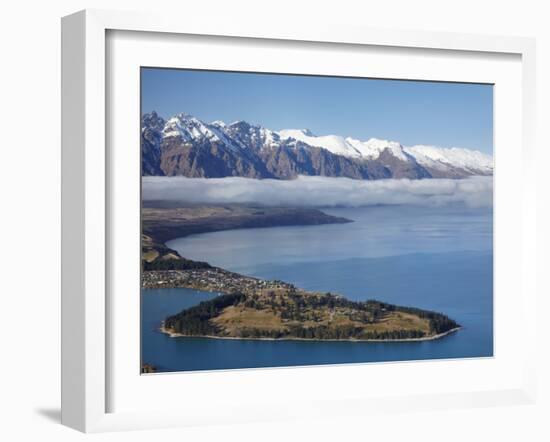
<box><xmin>142</xmin><ymin>111</ymin><xmax>493</xmax><ymax>180</ymax></box>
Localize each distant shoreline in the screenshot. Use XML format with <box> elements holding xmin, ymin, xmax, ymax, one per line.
<box><xmin>159</xmin><ymin>324</ymin><xmax>461</xmax><ymax>343</ymax></box>
<box><xmin>142</xmin><ymin>204</ymin><xmax>352</xmax><ymax>244</ymax></box>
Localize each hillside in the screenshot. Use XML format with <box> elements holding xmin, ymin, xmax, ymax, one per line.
<box><xmin>142</xmin><ymin>203</ymin><xmax>352</xmax><ymax>243</ymax></box>
<box><xmin>141</xmin><ymin>203</ymin><xmax>352</xmax><ymax>269</ymax></box>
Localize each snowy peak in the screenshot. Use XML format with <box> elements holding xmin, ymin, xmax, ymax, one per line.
<box><xmin>225</xmin><ymin>120</ymin><xmax>282</xmax><ymax>150</ymax></box>
<box><xmin>345</xmin><ymin>137</ymin><xmax>409</xmax><ymax>162</ymax></box>
<box><xmin>278</xmin><ymin>129</ymin><xmax>362</xmax><ymax>158</ymax></box>
<box><xmin>141</xmin><ymin>111</ymin><xmax>165</xmax><ymax>133</ymax></box>
<box><xmin>141</xmin><ymin>112</ymin><xmax>166</xmax><ymax>175</ymax></box>
<box><xmin>278</xmin><ymin>130</ymin><xmax>415</xmax><ymax>163</ymax></box>
<box><xmin>210</xmin><ymin>120</ymin><xmax>227</xmax><ymax>128</ymax></box>
<box><xmin>404</xmin><ymin>145</ymin><xmax>493</xmax><ymax>176</ymax></box>
<box><xmin>163</xmin><ymin>113</ymin><xmax>241</xmax><ymax>151</ymax></box>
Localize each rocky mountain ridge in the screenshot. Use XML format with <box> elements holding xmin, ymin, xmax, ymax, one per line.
<box><xmin>141</xmin><ymin>111</ymin><xmax>493</xmax><ymax>180</ymax></box>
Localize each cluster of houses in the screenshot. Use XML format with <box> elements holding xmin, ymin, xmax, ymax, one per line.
<box><xmin>142</xmin><ymin>268</ymin><xmax>292</xmax><ymax>294</ymax></box>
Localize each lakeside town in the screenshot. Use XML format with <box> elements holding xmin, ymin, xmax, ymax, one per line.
<box><xmin>142</xmin><ymin>267</ymin><xmax>296</xmax><ymax>294</ymax></box>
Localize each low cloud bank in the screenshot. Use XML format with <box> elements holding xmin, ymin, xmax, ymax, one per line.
<box><xmin>142</xmin><ymin>175</ymin><xmax>493</xmax><ymax>208</ymax></box>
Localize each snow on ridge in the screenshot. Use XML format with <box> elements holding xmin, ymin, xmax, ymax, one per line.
<box><xmin>162</xmin><ymin>113</ymin><xmax>241</xmax><ymax>151</ymax></box>
<box><xmin>223</xmin><ymin>120</ymin><xmax>283</xmax><ymax>150</ymax></box>
<box><xmin>278</xmin><ymin>128</ymin><xmax>491</xmax><ymax>172</ymax></box>
<box><xmin>346</xmin><ymin>137</ymin><xmax>409</xmax><ymax>162</ymax></box>
<box><xmin>259</xmin><ymin>127</ymin><xmax>279</xmax><ymax>147</ymax></box>
<box><xmin>278</xmin><ymin>129</ymin><xmax>362</xmax><ymax>158</ymax></box>
<box><xmin>405</xmin><ymin>144</ymin><xmax>493</xmax><ymax>173</ymax></box>
<box><xmin>211</xmin><ymin>120</ymin><xmax>227</xmax><ymax>128</ymax></box>
<box><xmin>278</xmin><ymin>130</ymin><xmax>411</xmax><ymax>162</ymax></box>
<box><xmin>149</xmin><ymin>112</ymin><xmax>492</xmax><ymax>173</ymax></box>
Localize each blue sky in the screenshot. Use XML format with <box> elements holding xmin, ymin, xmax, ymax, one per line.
<box><xmin>141</xmin><ymin>68</ymin><xmax>493</xmax><ymax>153</ymax></box>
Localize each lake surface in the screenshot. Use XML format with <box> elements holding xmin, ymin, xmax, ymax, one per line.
<box><xmin>142</xmin><ymin>205</ymin><xmax>493</xmax><ymax>372</ymax></box>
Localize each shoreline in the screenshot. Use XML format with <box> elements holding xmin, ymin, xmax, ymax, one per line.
<box><xmin>142</xmin><ymin>205</ymin><xmax>353</xmax><ymax>244</ymax></box>
<box><xmin>143</xmin><ymin>205</ymin><xmax>461</xmax><ymax>344</ymax></box>
<box><xmin>159</xmin><ymin>324</ymin><xmax>461</xmax><ymax>343</ymax></box>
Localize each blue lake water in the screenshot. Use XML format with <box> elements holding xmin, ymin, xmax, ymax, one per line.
<box><xmin>142</xmin><ymin>205</ymin><xmax>493</xmax><ymax>372</ymax></box>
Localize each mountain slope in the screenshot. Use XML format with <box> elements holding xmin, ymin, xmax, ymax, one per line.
<box><xmin>141</xmin><ymin>112</ymin><xmax>493</xmax><ymax>180</ymax></box>
<box><xmin>141</xmin><ymin>112</ymin><xmax>165</xmax><ymax>175</ymax></box>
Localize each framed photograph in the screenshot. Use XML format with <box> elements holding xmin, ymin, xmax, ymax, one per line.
<box><xmin>61</xmin><ymin>9</ymin><xmax>538</xmax><ymax>432</ymax></box>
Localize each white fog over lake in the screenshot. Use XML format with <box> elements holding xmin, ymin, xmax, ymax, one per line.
<box><xmin>142</xmin><ymin>175</ymin><xmax>493</xmax><ymax>209</ymax></box>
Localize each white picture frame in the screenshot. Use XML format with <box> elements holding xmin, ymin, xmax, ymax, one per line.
<box><xmin>61</xmin><ymin>9</ymin><xmax>538</xmax><ymax>433</ymax></box>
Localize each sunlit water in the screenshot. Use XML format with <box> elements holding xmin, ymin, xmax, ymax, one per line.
<box><xmin>142</xmin><ymin>205</ymin><xmax>493</xmax><ymax>372</ymax></box>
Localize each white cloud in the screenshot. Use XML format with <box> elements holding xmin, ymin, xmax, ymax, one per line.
<box><xmin>142</xmin><ymin>175</ymin><xmax>493</xmax><ymax>209</ymax></box>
